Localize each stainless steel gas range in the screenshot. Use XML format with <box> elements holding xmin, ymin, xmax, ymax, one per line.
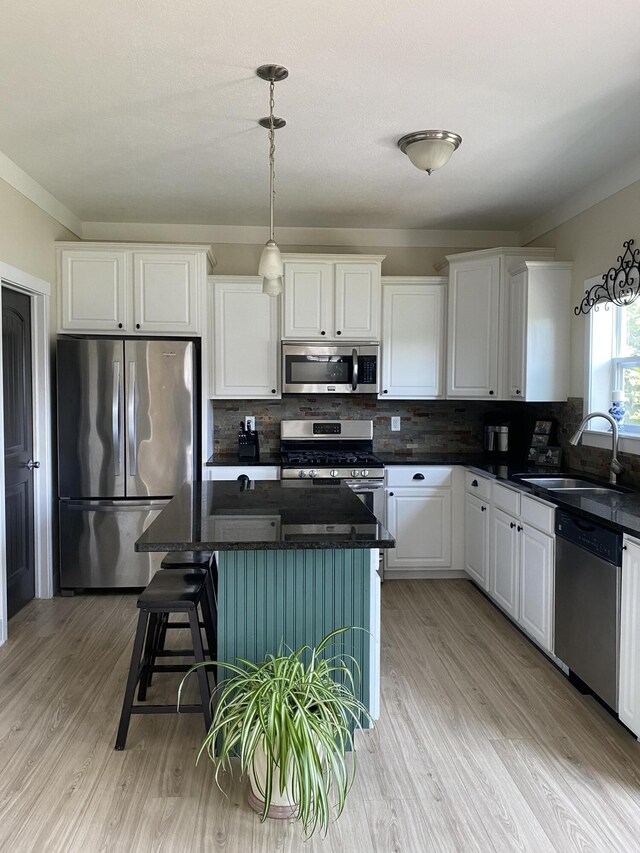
<box><xmin>279</xmin><ymin>419</ymin><xmax>385</xmax><ymax>522</ymax></box>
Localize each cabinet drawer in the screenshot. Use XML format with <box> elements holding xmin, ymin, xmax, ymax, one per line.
<box><xmin>206</xmin><ymin>466</ymin><xmax>280</xmax><ymax>481</ymax></box>
<box><xmin>465</xmin><ymin>470</ymin><xmax>492</xmax><ymax>500</ymax></box>
<box><xmin>521</xmin><ymin>494</ymin><xmax>555</xmax><ymax>534</ymax></box>
<box><xmin>493</xmin><ymin>482</ymin><xmax>521</xmax><ymax>516</ymax></box>
<box><xmin>386</xmin><ymin>466</ymin><xmax>452</xmax><ymax>488</ymax></box>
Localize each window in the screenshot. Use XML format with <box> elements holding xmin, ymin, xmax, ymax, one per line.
<box><xmin>612</xmin><ymin>299</ymin><xmax>640</xmax><ymax>432</ymax></box>
<box><xmin>587</xmin><ymin>279</ymin><xmax>640</xmax><ymax>441</ymax></box>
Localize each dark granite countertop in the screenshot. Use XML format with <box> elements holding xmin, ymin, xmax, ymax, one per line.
<box><xmin>464</xmin><ymin>462</ymin><xmax>640</xmax><ymax>538</ymax></box>
<box><xmin>206</xmin><ymin>453</ymin><xmax>281</xmax><ymax>467</ymax></box>
<box><xmin>377</xmin><ymin>452</ymin><xmax>484</xmax><ymax>466</ymax></box>
<box><xmin>136</xmin><ymin>480</ymin><xmax>395</xmax><ymax>552</ymax></box>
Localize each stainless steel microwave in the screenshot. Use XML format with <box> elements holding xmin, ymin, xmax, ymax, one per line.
<box><xmin>281</xmin><ymin>342</ymin><xmax>380</xmax><ymax>394</ymax></box>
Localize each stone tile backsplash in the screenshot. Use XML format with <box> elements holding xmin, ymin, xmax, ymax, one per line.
<box><xmin>212</xmin><ymin>394</ymin><xmax>640</xmax><ymax>487</ymax></box>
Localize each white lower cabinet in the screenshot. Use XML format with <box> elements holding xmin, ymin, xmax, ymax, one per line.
<box><xmin>619</xmin><ymin>536</ymin><xmax>640</xmax><ymax>737</ymax></box>
<box><xmin>518</xmin><ymin>523</ymin><xmax>554</xmax><ymax>650</ymax></box>
<box><xmin>490</xmin><ymin>507</ymin><xmax>520</xmax><ymax>619</ymax></box>
<box><xmin>385</xmin><ymin>466</ymin><xmax>454</xmax><ymax>577</ymax></box>
<box><xmin>472</xmin><ymin>474</ymin><xmax>555</xmax><ymax>654</ymax></box>
<box><xmin>464</xmin><ymin>492</ymin><xmax>490</xmax><ymax>589</ymax></box>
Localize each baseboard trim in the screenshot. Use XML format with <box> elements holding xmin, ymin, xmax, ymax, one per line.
<box><xmin>383</xmin><ymin>569</ymin><xmax>469</xmax><ymax>580</ymax></box>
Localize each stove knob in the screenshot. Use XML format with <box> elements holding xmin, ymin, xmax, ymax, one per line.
<box><xmin>362</xmin><ymin>469</ymin><xmax>369</xmax><ymax>477</ymax></box>
<box><xmin>309</xmin><ymin>469</ymin><xmax>318</xmax><ymax>479</ymax></box>
<box><xmin>330</xmin><ymin>469</ymin><xmax>339</xmax><ymax>477</ymax></box>
<box><xmin>298</xmin><ymin>470</ymin><xmax>307</xmax><ymax>478</ymax></box>
<box><xmin>351</xmin><ymin>469</ymin><xmax>359</xmax><ymax>477</ymax></box>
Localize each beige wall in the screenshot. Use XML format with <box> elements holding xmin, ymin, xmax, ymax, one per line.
<box><xmin>528</xmin><ymin>180</ymin><xmax>640</xmax><ymax>397</ymax></box>
<box><xmin>0</xmin><ymin>178</ymin><xmax>78</xmax><ymax>284</ymax></box>
<box><xmin>210</xmin><ymin>243</ymin><xmax>468</xmax><ymax>277</ymax></box>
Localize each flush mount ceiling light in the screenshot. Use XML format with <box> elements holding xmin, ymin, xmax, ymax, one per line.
<box><xmin>397</xmin><ymin>130</ymin><xmax>462</xmax><ymax>175</ymax></box>
<box><xmin>256</xmin><ymin>64</ymin><xmax>288</xmax><ymax>296</ymax></box>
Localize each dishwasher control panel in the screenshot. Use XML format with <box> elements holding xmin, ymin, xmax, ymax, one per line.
<box><xmin>555</xmin><ymin>510</ymin><xmax>622</xmax><ymax>566</ymax></box>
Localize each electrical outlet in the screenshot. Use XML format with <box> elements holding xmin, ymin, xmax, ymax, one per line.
<box><xmin>391</xmin><ymin>416</ymin><xmax>401</xmax><ymax>432</ymax></box>
<box><xmin>245</xmin><ymin>416</ymin><xmax>256</xmax><ymax>432</ymax></box>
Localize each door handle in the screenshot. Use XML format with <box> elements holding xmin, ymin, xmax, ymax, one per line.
<box><xmin>128</xmin><ymin>361</ymin><xmax>137</xmax><ymax>476</ymax></box>
<box><xmin>113</xmin><ymin>361</ymin><xmax>122</xmax><ymax>477</ymax></box>
<box><xmin>352</xmin><ymin>348</ymin><xmax>359</xmax><ymax>391</ymax></box>
<box><xmin>25</xmin><ymin>459</ymin><xmax>40</xmax><ymax>470</ymax></box>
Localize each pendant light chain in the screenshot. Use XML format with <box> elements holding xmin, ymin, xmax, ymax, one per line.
<box><xmin>268</xmin><ymin>78</ymin><xmax>276</xmax><ymax>242</ymax></box>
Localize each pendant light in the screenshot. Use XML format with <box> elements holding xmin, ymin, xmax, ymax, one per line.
<box><xmin>257</xmin><ymin>64</ymin><xmax>288</xmax><ymax>296</ymax></box>
<box><xmin>397</xmin><ymin>130</ymin><xmax>462</xmax><ymax>175</ymax></box>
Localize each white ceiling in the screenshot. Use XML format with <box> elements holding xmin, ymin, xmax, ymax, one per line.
<box><xmin>1</xmin><ymin>0</ymin><xmax>639</xmax><ymax>233</ymax></box>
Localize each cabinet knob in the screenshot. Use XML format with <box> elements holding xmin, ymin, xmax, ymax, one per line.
<box><xmin>383</xmin><ymin>389</ymin><xmax>388</xmax><ymax>394</ymax></box>
<box><xmin>321</xmin><ymin>330</ymin><xmax>326</xmax><ymax>335</ymax></box>
<box><xmin>516</xmin><ymin>389</ymin><xmax>521</xmax><ymax>395</ymax></box>
<box><xmin>271</xmin><ymin>389</ymin><xmax>277</xmax><ymax>394</ymax></box>
<box><xmin>118</xmin><ymin>323</ymin><xmax>123</xmax><ymax>329</ymax></box>
<box><xmin>471</xmin><ymin>479</ymin><xmax>478</xmax><ymax>487</ymax></box>
<box><xmin>517</xmin><ymin>525</ymin><xmax>523</xmax><ymax>532</ymax></box>
<box><xmin>489</xmin><ymin>390</ymin><xmax>494</xmax><ymax>396</ymax></box>
<box><xmin>336</xmin><ymin>330</ymin><xmax>342</xmax><ymax>335</ymax></box>
<box><xmin>510</xmin><ymin>521</ymin><xmax>516</xmax><ymax>529</ymax></box>
<box><xmin>481</xmin><ymin>505</ymin><xmax>486</xmax><ymax>512</ymax></box>
<box><xmin>389</xmin><ymin>492</ymin><xmax>394</xmax><ymax>497</ymax></box>
<box><xmin>136</xmin><ymin>323</ymin><xmax>141</xmax><ymax>329</ymax></box>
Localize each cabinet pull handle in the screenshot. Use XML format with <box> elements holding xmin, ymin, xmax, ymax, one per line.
<box><xmin>517</xmin><ymin>525</ymin><xmax>523</xmax><ymax>532</ymax></box>
<box><xmin>413</xmin><ymin>473</ymin><xmax>425</xmax><ymax>480</ymax></box>
<box><xmin>510</xmin><ymin>521</ymin><xmax>516</xmax><ymax>529</ymax></box>
<box><xmin>481</xmin><ymin>505</ymin><xmax>486</xmax><ymax>512</ymax></box>
<box><xmin>471</xmin><ymin>479</ymin><xmax>478</xmax><ymax>487</ymax></box>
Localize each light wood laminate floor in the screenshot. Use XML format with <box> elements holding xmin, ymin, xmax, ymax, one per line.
<box><xmin>1</xmin><ymin>580</ymin><xmax>640</xmax><ymax>852</ymax></box>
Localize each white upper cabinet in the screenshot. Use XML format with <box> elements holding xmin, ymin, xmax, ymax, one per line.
<box><xmin>282</xmin><ymin>262</ymin><xmax>333</xmax><ymax>339</ymax></box>
<box><xmin>446</xmin><ymin>255</ymin><xmax>500</xmax><ymax>398</ymax></box>
<box><xmin>439</xmin><ymin>247</ymin><xmax>557</xmax><ymax>400</ymax></box>
<box><xmin>132</xmin><ymin>252</ymin><xmax>199</xmax><ymax>334</ymax></box>
<box><xmin>334</xmin><ymin>263</ymin><xmax>380</xmax><ymax>339</ymax></box>
<box><xmin>507</xmin><ymin>261</ymin><xmax>572</xmax><ymax>402</ymax></box>
<box><xmin>59</xmin><ymin>250</ymin><xmax>127</xmax><ymax>331</ymax></box>
<box><xmin>282</xmin><ymin>255</ymin><xmax>384</xmax><ymax>340</ymax></box>
<box><xmin>211</xmin><ymin>277</ymin><xmax>280</xmax><ymax>399</ymax></box>
<box><xmin>57</xmin><ymin>242</ymin><xmax>214</xmax><ymax>336</ymax></box>
<box><xmin>380</xmin><ymin>277</ymin><xmax>446</xmax><ymax>399</ymax></box>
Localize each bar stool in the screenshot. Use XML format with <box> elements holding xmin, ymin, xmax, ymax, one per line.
<box><xmin>114</xmin><ymin>568</ymin><xmax>216</xmax><ymax>750</ymax></box>
<box><xmin>156</xmin><ymin>551</ymin><xmax>218</xmax><ymax>664</ymax></box>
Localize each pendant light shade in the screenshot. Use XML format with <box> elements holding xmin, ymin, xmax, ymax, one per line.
<box><xmin>258</xmin><ymin>239</ymin><xmax>284</xmax><ymax>280</ymax></box>
<box><xmin>256</xmin><ymin>64</ymin><xmax>288</xmax><ymax>296</ymax></box>
<box><xmin>262</xmin><ymin>276</ymin><xmax>283</xmax><ymax>297</ymax></box>
<box><xmin>398</xmin><ymin>130</ymin><xmax>462</xmax><ymax>175</ymax></box>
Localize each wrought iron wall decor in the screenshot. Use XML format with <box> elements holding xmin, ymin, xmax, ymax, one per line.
<box><xmin>575</xmin><ymin>238</ymin><xmax>640</xmax><ymax>315</ymax></box>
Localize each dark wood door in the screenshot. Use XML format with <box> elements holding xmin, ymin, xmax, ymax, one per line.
<box><xmin>2</xmin><ymin>287</ymin><xmax>35</xmax><ymax>618</ymax></box>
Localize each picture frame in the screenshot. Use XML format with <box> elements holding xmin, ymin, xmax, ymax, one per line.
<box><xmin>534</xmin><ymin>419</ymin><xmax>553</xmax><ymax>436</ymax></box>
<box><xmin>531</xmin><ymin>433</ymin><xmax>550</xmax><ymax>447</ymax></box>
<box><xmin>536</xmin><ymin>446</ymin><xmax>562</xmax><ymax>467</ymax></box>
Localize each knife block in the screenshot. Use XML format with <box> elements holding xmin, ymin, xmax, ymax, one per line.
<box><xmin>238</xmin><ymin>431</ymin><xmax>260</xmax><ymax>461</ymax></box>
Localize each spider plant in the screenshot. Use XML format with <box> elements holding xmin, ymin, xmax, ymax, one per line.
<box><xmin>179</xmin><ymin>627</ymin><xmax>371</xmax><ymax>837</ymax></box>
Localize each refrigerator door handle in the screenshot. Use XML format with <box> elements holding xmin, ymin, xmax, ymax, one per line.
<box><xmin>128</xmin><ymin>361</ymin><xmax>137</xmax><ymax>476</ymax></box>
<box><xmin>112</xmin><ymin>361</ymin><xmax>122</xmax><ymax>477</ymax></box>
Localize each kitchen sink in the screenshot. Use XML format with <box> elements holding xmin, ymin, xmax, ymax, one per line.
<box><xmin>515</xmin><ymin>475</ymin><xmax>626</xmax><ymax>494</ymax></box>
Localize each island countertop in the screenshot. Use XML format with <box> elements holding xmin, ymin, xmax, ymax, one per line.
<box><xmin>135</xmin><ymin>480</ymin><xmax>395</xmax><ymax>552</ymax></box>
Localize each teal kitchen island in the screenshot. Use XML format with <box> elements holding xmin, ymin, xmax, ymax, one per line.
<box><xmin>135</xmin><ymin>480</ymin><xmax>395</xmax><ymax>720</ymax></box>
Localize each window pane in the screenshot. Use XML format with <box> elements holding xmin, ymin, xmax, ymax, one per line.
<box><xmin>622</xmin><ymin>365</ymin><xmax>640</xmax><ymax>427</ymax></box>
<box><xmin>622</xmin><ymin>300</ymin><xmax>640</xmax><ymax>356</ymax></box>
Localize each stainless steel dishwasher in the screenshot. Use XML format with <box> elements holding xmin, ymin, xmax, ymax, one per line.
<box><xmin>555</xmin><ymin>509</ymin><xmax>623</xmax><ymax>711</ymax></box>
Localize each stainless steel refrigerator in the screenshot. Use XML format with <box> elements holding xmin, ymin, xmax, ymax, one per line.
<box><xmin>56</xmin><ymin>337</ymin><xmax>197</xmax><ymax>590</ymax></box>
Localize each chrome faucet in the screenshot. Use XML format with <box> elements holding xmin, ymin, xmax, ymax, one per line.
<box><xmin>569</xmin><ymin>411</ymin><xmax>623</xmax><ymax>484</ymax></box>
